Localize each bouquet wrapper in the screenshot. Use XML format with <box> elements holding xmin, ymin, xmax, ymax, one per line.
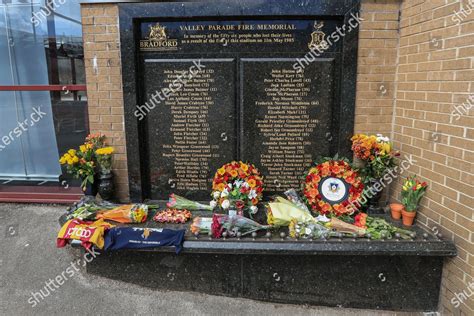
<box><xmin>267</xmin><ymin>198</ymin><xmax>316</xmax><ymax>226</ymax></box>
<box><xmin>284</xmin><ymin>189</ymin><xmax>311</xmax><ymax>214</ymax></box>
<box><xmin>96</xmin><ymin>204</ymin><xmax>148</xmax><ymax>223</ymax></box>
<box><xmin>167</xmin><ymin>194</ymin><xmax>213</xmax><ymax>211</ymax></box>
<box><xmin>191</xmin><ymin>214</ymin><xmax>269</xmax><ymax>238</ymax></box>
<box><xmin>213</xmin><ymin>214</ymin><xmax>270</xmax><ymax>238</ymax></box>
<box><xmin>289</xmin><ymin>220</ymin><xmax>330</xmax><ymax>239</ymax></box>
<box><xmin>329</xmin><ymin>217</ymin><xmax>366</xmax><ymax>236</ymax></box>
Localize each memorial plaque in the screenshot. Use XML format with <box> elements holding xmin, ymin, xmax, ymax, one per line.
<box><xmin>143</xmin><ymin>59</ymin><xmax>237</xmax><ymax>200</ymax></box>
<box><xmin>120</xmin><ymin>1</ymin><xmax>359</xmax><ymax>200</ymax></box>
<box><xmin>241</xmin><ymin>59</ymin><xmax>334</xmax><ymax>194</ymax></box>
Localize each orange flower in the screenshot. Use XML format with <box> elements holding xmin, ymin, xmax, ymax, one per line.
<box><xmin>230</xmin><ymin>170</ymin><xmax>238</xmax><ymax>178</ymax></box>
<box><xmin>321</xmin><ymin>167</ymin><xmax>330</xmax><ymax>177</ymax></box>
<box><xmin>248</xmin><ymin>179</ymin><xmax>256</xmax><ymax>188</ymax></box>
<box><xmin>216</xmin><ymin>183</ymin><xmax>225</xmax><ymax>191</ymax></box>
<box><xmin>240</xmin><ymin>163</ymin><xmax>249</xmax><ymax>172</ymax></box>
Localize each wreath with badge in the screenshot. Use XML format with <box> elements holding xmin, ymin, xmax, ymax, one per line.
<box><xmin>303</xmin><ymin>158</ymin><xmax>364</xmax><ymax>217</ymax></box>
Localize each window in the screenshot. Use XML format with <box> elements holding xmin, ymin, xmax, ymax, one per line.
<box><xmin>0</xmin><ymin>0</ymin><xmax>87</xmax><ymax>183</ymax></box>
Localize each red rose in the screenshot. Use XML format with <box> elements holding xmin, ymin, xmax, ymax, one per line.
<box><xmin>235</xmin><ymin>200</ymin><xmax>245</xmax><ymax>210</ymax></box>
<box><xmin>211</xmin><ymin>214</ymin><xmax>223</xmax><ymax>238</ymax></box>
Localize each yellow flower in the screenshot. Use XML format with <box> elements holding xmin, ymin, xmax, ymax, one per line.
<box><xmin>67</xmin><ymin>149</ymin><xmax>76</xmax><ymax>156</ymax></box>
<box><xmin>59</xmin><ymin>157</ymin><xmax>66</xmax><ymax>164</ymax></box>
<box><xmin>67</xmin><ymin>158</ymin><xmax>74</xmax><ymax>165</ymax></box>
<box><xmin>216</xmin><ymin>183</ymin><xmax>225</xmax><ymax>192</ymax></box>
<box><xmin>72</xmin><ymin>156</ymin><xmax>79</xmax><ymax>163</ymax></box>
<box><xmin>80</xmin><ymin>145</ymin><xmax>87</xmax><ymax>152</ymax></box>
<box><xmin>403</xmin><ymin>186</ymin><xmax>408</xmax><ymax>191</ymax></box>
<box><xmin>379</xmin><ymin>142</ymin><xmax>391</xmax><ymax>155</ymax></box>
<box><xmin>217</xmin><ymin>167</ymin><xmax>225</xmax><ymax>176</ymax></box>
<box><xmin>96</xmin><ymin>146</ymin><xmax>115</xmax><ymax>155</ymax></box>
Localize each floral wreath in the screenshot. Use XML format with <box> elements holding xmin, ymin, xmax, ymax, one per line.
<box><xmin>211</xmin><ymin>161</ymin><xmax>264</xmax><ymax>210</ymax></box>
<box><xmin>303</xmin><ymin>159</ymin><xmax>364</xmax><ymax>217</ymax></box>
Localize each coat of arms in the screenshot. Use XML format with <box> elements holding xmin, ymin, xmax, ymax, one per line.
<box><xmin>308</xmin><ymin>21</ymin><xmax>326</xmax><ymax>49</ymax></box>
<box><xmin>148</xmin><ymin>23</ymin><xmax>167</xmax><ymax>42</ymax></box>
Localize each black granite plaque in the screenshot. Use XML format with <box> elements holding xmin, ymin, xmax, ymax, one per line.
<box><xmin>241</xmin><ymin>58</ymin><xmax>334</xmax><ymax>194</ymax></box>
<box><xmin>119</xmin><ymin>0</ymin><xmax>360</xmax><ymax>201</ymax></box>
<box><xmin>143</xmin><ymin>59</ymin><xmax>237</xmax><ymax>200</ymax></box>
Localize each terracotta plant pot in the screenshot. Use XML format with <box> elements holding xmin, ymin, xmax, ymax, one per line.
<box><xmin>401</xmin><ymin>209</ymin><xmax>416</xmax><ymax>226</ymax></box>
<box><xmin>389</xmin><ymin>203</ymin><xmax>404</xmax><ymax>220</ymax></box>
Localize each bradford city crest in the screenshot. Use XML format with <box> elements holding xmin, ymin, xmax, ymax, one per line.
<box><xmin>308</xmin><ymin>21</ymin><xmax>326</xmax><ymax>49</ymax></box>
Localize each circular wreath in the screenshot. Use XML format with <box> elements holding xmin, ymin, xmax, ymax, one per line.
<box><xmin>211</xmin><ymin>161</ymin><xmax>264</xmax><ymax>208</ymax></box>
<box><xmin>303</xmin><ymin>159</ymin><xmax>364</xmax><ymax>216</ymax></box>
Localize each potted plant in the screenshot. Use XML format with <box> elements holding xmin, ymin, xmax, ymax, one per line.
<box><xmin>95</xmin><ymin>146</ymin><xmax>115</xmax><ymax>200</ymax></box>
<box><xmin>59</xmin><ymin>133</ymin><xmax>107</xmax><ymax>196</ymax></box>
<box><xmin>401</xmin><ymin>175</ymin><xmax>428</xmax><ymax>226</ymax></box>
<box><xmin>389</xmin><ymin>202</ymin><xmax>404</xmax><ymax>220</ymax></box>
<box><xmin>351</xmin><ymin>133</ymin><xmax>399</xmax><ymax>213</ymax></box>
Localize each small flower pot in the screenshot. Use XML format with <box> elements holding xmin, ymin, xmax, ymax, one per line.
<box><xmin>390</xmin><ymin>203</ymin><xmax>404</xmax><ymax>220</ymax></box>
<box><xmin>401</xmin><ymin>209</ymin><xmax>416</xmax><ymax>226</ymax></box>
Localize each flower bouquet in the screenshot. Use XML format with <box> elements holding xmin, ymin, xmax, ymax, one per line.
<box><xmin>167</xmin><ymin>193</ymin><xmax>214</xmax><ymax>211</ymax></box>
<box><xmin>354</xmin><ymin>213</ymin><xmax>414</xmax><ymax>239</ymax></box>
<box><xmin>351</xmin><ymin>133</ymin><xmax>398</xmax><ymax>180</ymax></box>
<box><xmin>191</xmin><ymin>214</ymin><xmax>270</xmax><ymax>238</ymax></box>
<box><xmin>66</xmin><ymin>197</ymin><xmax>117</xmax><ymax>220</ymax></box>
<box><xmin>211</xmin><ymin>161</ymin><xmax>264</xmax><ymax>216</ymax></box>
<box><xmin>95</xmin><ymin>146</ymin><xmax>114</xmax><ymax>174</ymax></box>
<box><xmin>59</xmin><ymin>133</ymin><xmax>113</xmax><ymax>193</ymax></box>
<box><xmin>96</xmin><ymin>204</ymin><xmax>148</xmax><ymax>223</ymax></box>
<box><xmin>266</xmin><ymin>196</ymin><xmax>315</xmax><ymax>226</ymax></box>
<box><xmin>153</xmin><ymin>209</ymin><xmax>192</xmax><ymax>224</ymax></box>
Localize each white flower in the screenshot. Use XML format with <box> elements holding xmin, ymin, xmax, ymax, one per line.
<box><xmin>248</xmin><ymin>189</ymin><xmax>257</xmax><ymax>199</ymax></box>
<box><xmin>210</xmin><ymin>200</ymin><xmax>217</xmax><ymax>209</ymax></box>
<box><xmin>221</xmin><ymin>189</ymin><xmax>229</xmax><ymax>197</ymax></box>
<box><xmin>250</xmin><ymin>206</ymin><xmax>258</xmax><ymax>214</ymax></box>
<box><xmin>234</xmin><ymin>180</ymin><xmax>243</xmax><ymax>188</ymax></box>
<box><xmin>221</xmin><ymin>199</ymin><xmax>230</xmax><ymax>209</ymax></box>
<box><xmin>376</xmin><ymin>134</ymin><xmax>390</xmax><ymax>143</ymax></box>
<box><xmin>212</xmin><ymin>191</ymin><xmax>221</xmax><ymax>199</ymax></box>
<box><xmin>316</xmin><ymin>214</ymin><xmax>330</xmax><ymax>222</ymax></box>
<box><xmin>227</xmin><ymin>183</ymin><xmax>233</xmax><ymax>189</ymax></box>
<box><xmin>242</xmin><ymin>182</ymin><xmax>250</xmax><ymax>189</ymax></box>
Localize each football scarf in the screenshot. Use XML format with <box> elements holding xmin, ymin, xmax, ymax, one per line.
<box><xmin>57</xmin><ymin>218</ymin><xmax>114</xmax><ymax>249</ymax></box>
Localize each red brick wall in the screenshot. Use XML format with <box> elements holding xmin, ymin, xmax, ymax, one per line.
<box><xmin>392</xmin><ymin>1</ymin><xmax>473</xmax><ymax>314</ymax></box>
